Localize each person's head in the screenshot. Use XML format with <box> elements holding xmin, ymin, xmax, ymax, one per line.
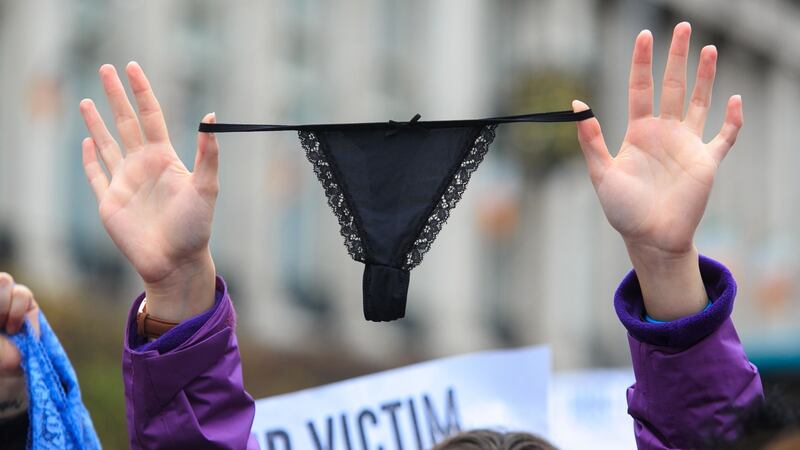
<box><xmin>431</xmin><ymin>429</ymin><xmax>556</xmax><ymax>450</ymax></box>
<box><xmin>718</xmin><ymin>390</ymin><xmax>800</xmax><ymax>450</ymax></box>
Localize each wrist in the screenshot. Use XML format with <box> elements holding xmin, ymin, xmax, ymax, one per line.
<box><xmin>142</xmin><ymin>249</ymin><xmax>216</xmax><ymax>324</ymax></box>
<box><xmin>624</xmin><ymin>242</ymin><xmax>708</xmax><ymax>321</ymax></box>
<box><xmin>0</xmin><ymin>373</ymin><xmax>27</xmax><ymax>421</ymax></box>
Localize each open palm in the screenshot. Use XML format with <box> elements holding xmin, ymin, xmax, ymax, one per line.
<box><xmin>575</xmin><ymin>23</ymin><xmax>742</xmax><ymax>257</ymax></box>
<box><xmin>79</xmin><ymin>63</ymin><xmax>220</xmax><ymax>286</ymax></box>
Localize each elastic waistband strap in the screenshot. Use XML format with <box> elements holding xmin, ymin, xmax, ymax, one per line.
<box><xmin>198</xmin><ymin>109</ymin><xmax>594</xmax><ymax>133</ymax></box>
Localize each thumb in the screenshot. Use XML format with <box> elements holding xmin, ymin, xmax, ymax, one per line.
<box><xmin>572</xmin><ymin>100</ymin><xmax>612</xmax><ymax>183</ymax></box>
<box><xmin>0</xmin><ymin>335</ymin><xmax>21</xmax><ymax>374</ymax></box>
<box><xmin>708</xmin><ymin>95</ymin><xmax>743</xmax><ymax>163</ymax></box>
<box><xmin>194</xmin><ymin>112</ymin><xmax>220</xmax><ymax>195</ymax></box>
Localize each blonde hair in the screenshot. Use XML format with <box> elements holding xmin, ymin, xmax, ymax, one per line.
<box><xmin>432</xmin><ymin>429</ymin><xmax>556</xmax><ymax>450</ymax></box>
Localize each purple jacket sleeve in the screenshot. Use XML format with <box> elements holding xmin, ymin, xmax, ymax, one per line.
<box><xmin>121</xmin><ymin>276</ymin><xmax>260</xmax><ymax>450</ymax></box>
<box><xmin>615</xmin><ymin>255</ymin><xmax>764</xmax><ymax>450</ymax></box>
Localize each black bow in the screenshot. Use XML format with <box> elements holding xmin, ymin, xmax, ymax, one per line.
<box><xmin>386</xmin><ymin>113</ymin><xmax>425</xmax><ymax>136</ymax></box>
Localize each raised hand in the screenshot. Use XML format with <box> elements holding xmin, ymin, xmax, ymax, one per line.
<box><xmin>574</xmin><ymin>23</ymin><xmax>743</xmax><ymax>321</ymax></box>
<box><xmin>79</xmin><ymin>62</ymin><xmax>219</xmax><ymax>323</ymax></box>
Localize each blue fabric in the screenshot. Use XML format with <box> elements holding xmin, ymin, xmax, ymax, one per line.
<box><xmin>644</xmin><ymin>299</ymin><xmax>713</xmax><ymax>324</ymax></box>
<box><xmin>8</xmin><ymin>311</ymin><xmax>101</xmax><ymax>450</ymax></box>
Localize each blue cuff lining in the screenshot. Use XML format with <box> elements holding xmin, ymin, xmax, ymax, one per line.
<box><xmin>644</xmin><ymin>300</ymin><xmax>713</xmax><ymax>324</ymax></box>
<box><xmin>644</xmin><ymin>299</ymin><xmax>711</xmax><ymax>323</ymax></box>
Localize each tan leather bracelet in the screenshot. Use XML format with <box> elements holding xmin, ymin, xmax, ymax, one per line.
<box><xmin>136</xmin><ymin>299</ymin><xmax>179</xmax><ymax>340</ymax></box>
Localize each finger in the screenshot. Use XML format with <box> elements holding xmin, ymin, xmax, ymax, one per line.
<box><xmin>685</xmin><ymin>45</ymin><xmax>718</xmax><ymax>134</ymax></box>
<box><xmin>629</xmin><ymin>30</ymin><xmax>655</xmax><ymax>120</ymax></box>
<box><xmin>82</xmin><ymin>137</ymin><xmax>110</xmax><ymax>201</ymax></box>
<box><xmin>0</xmin><ymin>273</ymin><xmax>12</xmax><ymax>330</ymax></box>
<box><xmin>25</xmin><ymin>300</ymin><xmax>40</xmax><ymax>337</ymax></box>
<box><xmin>6</xmin><ymin>285</ymin><xmax>33</xmax><ymax>334</ymax></box>
<box><xmin>193</xmin><ymin>112</ymin><xmax>220</xmax><ymax>197</ymax></box>
<box><xmin>660</xmin><ymin>22</ymin><xmax>692</xmax><ymax>119</ymax></box>
<box><xmin>125</xmin><ymin>61</ymin><xmax>170</xmax><ymax>144</ymax></box>
<box><xmin>98</xmin><ymin>64</ymin><xmax>144</xmax><ymax>151</ymax></box>
<box><xmin>0</xmin><ymin>335</ymin><xmax>22</xmax><ymax>374</ymax></box>
<box><xmin>573</xmin><ymin>100</ymin><xmax>612</xmax><ymax>183</ymax></box>
<box><xmin>79</xmin><ymin>98</ymin><xmax>123</xmax><ymax>173</ymax></box>
<box><xmin>709</xmin><ymin>95</ymin><xmax>743</xmax><ymax>162</ymax></box>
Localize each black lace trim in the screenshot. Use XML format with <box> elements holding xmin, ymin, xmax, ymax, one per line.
<box><xmin>298</xmin><ymin>131</ymin><xmax>366</xmax><ymax>262</ymax></box>
<box><xmin>402</xmin><ymin>125</ymin><xmax>497</xmax><ymax>270</ymax></box>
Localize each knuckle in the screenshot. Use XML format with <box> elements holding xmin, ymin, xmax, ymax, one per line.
<box><xmin>116</xmin><ymin>115</ymin><xmax>140</xmax><ymax>132</ymax></box>
<box><xmin>0</xmin><ymin>272</ymin><xmax>13</xmax><ymax>286</ymax></box>
<box><xmin>662</xmin><ymin>78</ymin><xmax>684</xmax><ymax>89</ymax></box>
<box><xmin>202</xmin><ymin>182</ymin><xmax>220</xmax><ymax>198</ymax></box>
<box><xmin>12</xmin><ymin>284</ymin><xmax>33</xmax><ymax>301</ymax></box>
<box><xmin>628</xmin><ymin>83</ymin><xmax>651</xmax><ymax>92</ymax></box>
<box><xmin>690</xmin><ymin>97</ymin><xmax>709</xmax><ymax>108</ymax></box>
<box><xmin>6</xmin><ymin>316</ymin><xmax>20</xmax><ymax>329</ymax></box>
<box><xmin>98</xmin><ymin>201</ymin><xmax>115</xmax><ymax>220</ymax></box>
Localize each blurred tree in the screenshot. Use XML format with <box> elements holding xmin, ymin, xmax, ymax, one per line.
<box><xmin>499</xmin><ymin>70</ymin><xmax>592</xmax><ymax>178</ymax></box>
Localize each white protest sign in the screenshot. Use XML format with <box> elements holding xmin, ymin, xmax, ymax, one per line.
<box><xmin>550</xmin><ymin>368</ymin><xmax>636</xmax><ymax>450</ymax></box>
<box><xmin>251</xmin><ymin>346</ymin><xmax>550</xmax><ymax>450</ymax></box>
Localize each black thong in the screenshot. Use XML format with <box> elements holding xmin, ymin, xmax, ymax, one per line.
<box><xmin>199</xmin><ymin>109</ymin><xmax>594</xmax><ymax>322</ymax></box>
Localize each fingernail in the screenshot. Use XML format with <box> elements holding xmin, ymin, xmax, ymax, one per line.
<box><xmin>572</xmin><ymin>100</ymin><xmax>589</xmax><ymax>112</ymax></box>
<box><xmin>209</xmin><ymin>112</ymin><xmax>216</xmax><ymax>122</ymax></box>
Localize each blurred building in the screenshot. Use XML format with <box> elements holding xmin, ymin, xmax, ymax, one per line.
<box><xmin>1</xmin><ymin>0</ymin><xmax>799</xmax><ymax>371</ymax></box>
